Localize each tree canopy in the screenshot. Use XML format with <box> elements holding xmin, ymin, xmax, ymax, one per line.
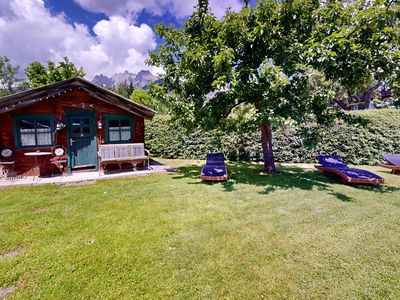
<box><xmin>148</xmin><ymin>0</ymin><xmax>399</xmax><ymax>172</ymax></box>
<box><xmin>130</xmin><ymin>88</ymin><xmax>167</xmax><ymax>113</ymax></box>
<box><xmin>25</xmin><ymin>57</ymin><xmax>85</xmax><ymax>88</ymax></box>
<box><xmin>0</xmin><ymin>56</ymin><xmax>23</xmax><ymax>97</ymax></box>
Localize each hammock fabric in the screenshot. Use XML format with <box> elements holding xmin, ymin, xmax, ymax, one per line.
<box><xmin>379</xmin><ymin>154</ymin><xmax>400</xmax><ymax>174</ymax></box>
<box><xmin>315</xmin><ymin>155</ymin><xmax>384</xmax><ymax>184</ymax></box>
<box><xmin>200</xmin><ymin>153</ymin><xmax>228</xmax><ymax>181</ymax></box>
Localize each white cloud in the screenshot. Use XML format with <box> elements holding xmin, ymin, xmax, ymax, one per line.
<box><xmin>73</xmin><ymin>0</ymin><xmax>244</xmax><ymax>20</ymax></box>
<box><xmin>0</xmin><ymin>0</ymin><xmax>243</xmax><ymax>81</ymax></box>
<box><xmin>209</xmin><ymin>0</ymin><xmax>243</xmax><ymax>18</ymax></box>
<box><xmin>0</xmin><ymin>0</ymin><xmax>160</xmax><ymax>79</ymax></box>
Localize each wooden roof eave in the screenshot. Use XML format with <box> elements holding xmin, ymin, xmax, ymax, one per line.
<box><xmin>77</xmin><ymin>86</ymin><xmax>156</xmax><ymax>118</ymax></box>
<box><xmin>0</xmin><ymin>78</ymin><xmax>156</xmax><ymax>118</ymax></box>
<box><xmin>0</xmin><ymin>87</ymin><xmax>73</xmax><ymax>114</ymax></box>
<box><xmin>79</xmin><ymin>86</ymin><xmax>153</xmax><ymax>119</ymax></box>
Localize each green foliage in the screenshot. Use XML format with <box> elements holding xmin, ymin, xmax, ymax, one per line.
<box><xmin>0</xmin><ymin>56</ymin><xmax>23</xmax><ymax>97</ymax></box>
<box><xmin>131</xmin><ymin>88</ymin><xmax>167</xmax><ymax>113</ymax></box>
<box><xmin>148</xmin><ymin>0</ymin><xmax>336</xmax><ymax>130</ymax></box>
<box><xmin>25</xmin><ymin>57</ymin><xmax>85</xmax><ymax>88</ymax></box>
<box><xmin>25</xmin><ymin>61</ymin><xmax>48</xmax><ymax>87</ymax></box>
<box><xmin>148</xmin><ymin>0</ymin><xmax>398</xmax><ymax>170</ymax></box>
<box><xmin>309</xmin><ymin>0</ymin><xmax>399</xmax><ymax>96</ymax></box>
<box><xmin>308</xmin><ymin>0</ymin><xmax>400</xmax><ymax>108</ymax></box>
<box><xmin>146</xmin><ymin>109</ymin><xmax>400</xmax><ymax>165</ymax></box>
<box><xmin>149</xmin><ymin>0</ymin><xmax>399</xmax><ymax>129</ymax></box>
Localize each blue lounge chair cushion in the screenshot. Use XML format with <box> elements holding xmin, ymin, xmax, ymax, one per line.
<box><xmin>338</xmin><ymin>168</ymin><xmax>383</xmax><ymax>180</ymax></box>
<box><xmin>201</xmin><ymin>164</ymin><xmax>227</xmax><ymax>177</ymax></box>
<box><xmin>206</xmin><ymin>153</ymin><xmax>225</xmax><ymax>165</ymax></box>
<box><xmin>383</xmin><ymin>154</ymin><xmax>400</xmax><ymax>166</ymax></box>
<box><xmin>317</xmin><ymin>155</ymin><xmax>383</xmax><ymax>182</ymax></box>
<box><xmin>201</xmin><ymin>153</ymin><xmax>227</xmax><ymax>180</ymax></box>
<box><xmin>318</xmin><ymin>155</ymin><xmax>348</xmax><ymax>168</ymax></box>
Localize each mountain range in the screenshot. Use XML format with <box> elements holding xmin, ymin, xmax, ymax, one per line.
<box><xmin>92</xmin><ymin>70</ymin><xmax>160</xmax><ymax>89</ymax></box>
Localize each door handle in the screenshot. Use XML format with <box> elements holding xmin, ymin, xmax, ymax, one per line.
<box><xmin>70</xmin><ymin>139</ymin><xmax>75</xmax><ymax>147</ymax></box>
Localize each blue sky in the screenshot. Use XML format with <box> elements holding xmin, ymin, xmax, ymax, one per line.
<box><xmin>45</xmin><ymin>0</ymin><xmax>109</xmax><ymax>34</ymax></box>
<box><xmin>0</xmin><ymin>0</ymin><xmax>245</xmax><ymax>79</ymax></box>
<box><xmin>45</xmin><ymin>0</ymin><xmax>181</xmax><ymax>38</ymax></box>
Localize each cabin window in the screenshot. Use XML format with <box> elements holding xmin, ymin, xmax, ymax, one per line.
<box><xmin>105</xmin><ymin>115</ymin><xmax>133</xmax><ymax>143</ymax></box>
<box><xmin>13</xmin><ymin>115</ymin><xmax>54</xmax><ymax>148</ymax></box>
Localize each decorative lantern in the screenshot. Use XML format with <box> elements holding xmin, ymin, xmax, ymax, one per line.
<box><xmin>97</xmin><ymin>116</ymin><xmax>103</xmax><ymax>129</ymax></box>
<box><xmin>56</xmin><ymin>117</ymin><xmax>65</xmax><ymax>131</ymax></box>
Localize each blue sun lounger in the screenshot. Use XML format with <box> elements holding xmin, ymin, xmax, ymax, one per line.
<box><xmin>379</xmin><ymin>154</ymin><xmax>400</xmax><ymax>174</ymax></box>
<box><xmin>200</xmin><ymin>153</ymin><xmax>228</xmax><ymax>181</ymax></box>
<box><xmin>315</xmin><ymin>155</ymin><xmax>384</xmax><ymax>184</ymax></box>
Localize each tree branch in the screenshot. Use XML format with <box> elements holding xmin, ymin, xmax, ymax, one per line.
<box><xmin>224</xmin><ymin>99</ymin><xmax>246</xmax><ymax>118</ymax></box>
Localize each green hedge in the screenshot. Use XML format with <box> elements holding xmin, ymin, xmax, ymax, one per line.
<box><xmin>145</xmin><ymin>109</ymin><xmax>400</xmax><ymax>165</ymax></box>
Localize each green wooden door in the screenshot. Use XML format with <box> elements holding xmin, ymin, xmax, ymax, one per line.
<box><xmin>68</xmin><ymin>113</ymin><xmax>97</xmax><ymax>169</ymax></box>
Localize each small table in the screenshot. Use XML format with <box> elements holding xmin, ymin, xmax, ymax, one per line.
<box><xmin>24</xmin><ymin>151</ymin><xmax>52</xmax><ymax>180</ymax></box>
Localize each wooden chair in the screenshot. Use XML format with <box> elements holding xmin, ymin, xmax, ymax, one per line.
<box><xmin>50</xmin><ymin>146</ymin><xmax>68</xmax><ymax>176</ymax></box>
<box><xmin>0</xmin><ymin>148</ymin><xmax>16</xmax><ymax>179</ymax></box>
<box><xmin>379</xmin><ymin>154</ymin><xmax>400</xmax><ymax>174</ymax></box>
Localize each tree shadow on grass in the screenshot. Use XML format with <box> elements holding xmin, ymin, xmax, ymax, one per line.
<box><xmin>171</xmin><ymin>162</ymin><xmax>400</xmax><ymax>202</ymax></box>
<box><xmin>328</xmin><ymin>192</ymin><xmax>352</xmax><ymax>202</ymax></box>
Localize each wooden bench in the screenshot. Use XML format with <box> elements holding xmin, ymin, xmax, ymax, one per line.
<box><xmin>98</xmin><ymin>143</ymin><xmax>150</xmax><ymax>174</ymax></box>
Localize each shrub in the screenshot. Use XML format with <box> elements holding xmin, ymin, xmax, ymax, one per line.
<box><xmin>145</xmin><ymin>109</ymin><xmax>400</xmax><ymax>165</ymax></box>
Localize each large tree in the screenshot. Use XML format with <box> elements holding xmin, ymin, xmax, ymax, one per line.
<box><xmin>0</xmin><ymin>56</ymin><xmax>23</xmax><ymax>97</ymax></box>
<box><xmin>25</xmin><ymin>57</ymin><xmax>85</xmax><ymax>88</ymax></box>
<box><xmin>148</xmin><ymin>0</ymin><xmax>399</xmax><ymax>172</ymax></box>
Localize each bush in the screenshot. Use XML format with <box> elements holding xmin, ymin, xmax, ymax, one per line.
<box><xmin>145</xmin><ymin>109</ymin><xmax>400</xmax><ymax>165</ymax></box>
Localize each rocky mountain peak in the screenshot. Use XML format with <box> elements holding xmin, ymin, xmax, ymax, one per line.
<box><xmin>92</xmin><ymin>70</ymin><xmax>159</xmax><ymax>90</ymax></box>
<box><xmin>92</xmin><ymin>74</ymin><xmax>113</xmax><ymax>87</ymax></box>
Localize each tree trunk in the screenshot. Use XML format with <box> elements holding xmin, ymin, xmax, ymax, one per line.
<box><xmin>260</xmin><ymin>122</ymin><xmax>276</xmax><ymax>173</ymax></box>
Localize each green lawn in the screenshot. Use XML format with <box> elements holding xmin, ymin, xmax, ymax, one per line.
<box><xmin>1</xmin><ymin>159</ymin><xmax>400</xmax><ymax>299</ymax></box>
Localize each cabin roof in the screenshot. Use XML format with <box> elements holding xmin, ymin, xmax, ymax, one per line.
<box><xmin>0</xmin><ymin>77</ymin><xmax>156</xmax><ymax>118</ymax></box>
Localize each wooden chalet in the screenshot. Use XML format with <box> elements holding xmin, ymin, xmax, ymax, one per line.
<box><xmin>0</xmin><ymin>77</ymin><xmax>156</xmax><ymax>176</ymax></box>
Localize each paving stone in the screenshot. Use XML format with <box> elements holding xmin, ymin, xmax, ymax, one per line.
<box><xmin>0</xmin><ymin>286</ymin><xmax>15</xmax><ymax>299</ymax></box>
<box><xmin>0</xmin><ymin>249</ymin><xmax>22</xmax><ymax>259</ymax></box>
<box><xmin>0</xmin><ymin>161</ymin><xmax>173</xmax><ymax>188</ymax></box>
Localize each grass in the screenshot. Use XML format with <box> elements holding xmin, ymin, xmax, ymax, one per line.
<box><xmin>1</xmin><ymin>159</ymin><xmax>400</xmax><ymax>299</ymax></box>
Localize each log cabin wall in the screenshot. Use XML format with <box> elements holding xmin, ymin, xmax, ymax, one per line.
<box><xmin>0</xmin><ymin>90</ymin><xmax>144</xmax><ymax>176</ymax></box>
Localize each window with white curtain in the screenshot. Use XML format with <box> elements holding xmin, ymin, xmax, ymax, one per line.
<box><xmin>105</xmin><ymin>115</ymin><xmax>133</xmax><ymax>143</ymax></box>
<box><xmin>14</xmin><ymin>115</ymin><xmax>54</xmax><ymax>148</ymax></box>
